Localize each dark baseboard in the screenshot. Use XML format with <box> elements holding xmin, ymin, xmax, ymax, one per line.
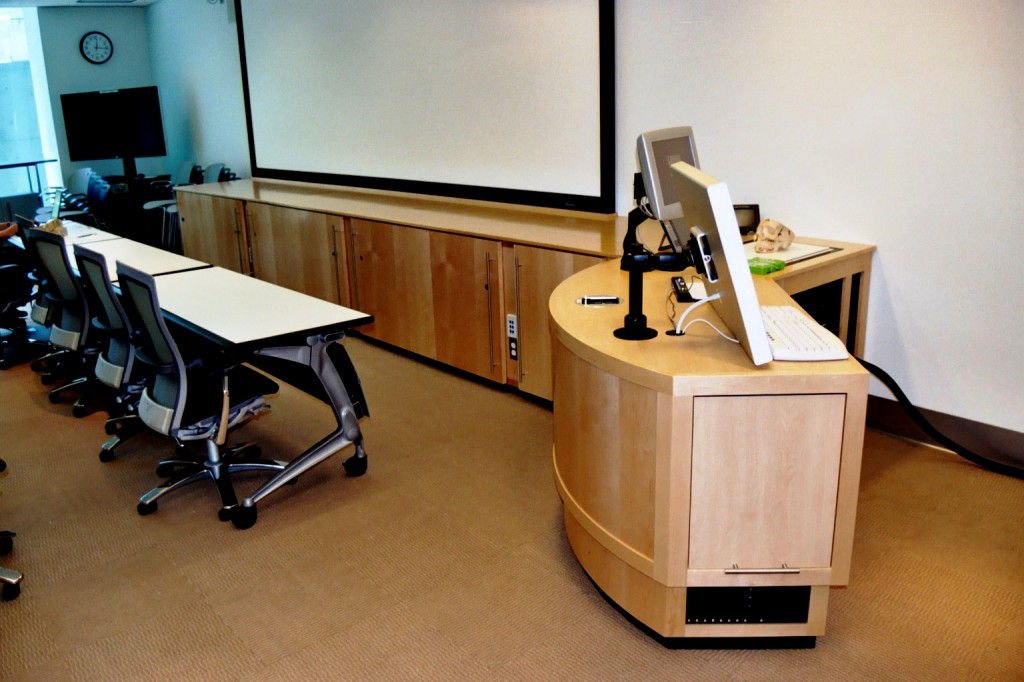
<box><xmin>867</xmin><ymin>396</ymin><xmax>1024</xmax><ymax>468</ymax></box>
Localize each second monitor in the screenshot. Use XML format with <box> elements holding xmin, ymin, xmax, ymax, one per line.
<box><xmin>637</xmin><ymin>127</ymin><xmax>700</xmax><ymax>252</ymax></box>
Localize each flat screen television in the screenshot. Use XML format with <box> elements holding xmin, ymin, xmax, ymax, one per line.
<box><xmin>60</xmin><ymin>86</ymin><xmax>167</xmax><ymax>179</ymax></box>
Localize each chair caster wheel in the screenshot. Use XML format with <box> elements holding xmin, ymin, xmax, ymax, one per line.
<box><xmin>72</xmin><ymin>404</ymin><xmax>88</xmax><ymax>418</ymax></box>
<box><xmin>99</xmin><ymin>448</ymin><xmax>115</xmax><ymax>463</ymax></box>
<box><xmin>47</xmin><ymin>392</ymin><xmax>61</xmax><ymax>403</ymax></box>
<box><xmin>218</xmin><ymin>507</ymin><xmax>233</xmax><ymax>522</ymax></box>
<box><xmin>137</xmin><ymin>500</ymin><xmax>157</xmax><ymax>516</ymax></box>
<box><xmin>343</xmin><ymin>453</ymin><xmax>367</xmax><ymax>477</ymax></box>
<box><xmin>2</xmin><ymin>582</ymin><xmax>20</xmax><ymax>601</ymax></box>
<box><xmin>230</xmin><ymin>505</ymin><xmax>257</xmax><ymax>530</ymax></box>
<box><xmin>155</xmin><ymin>463</ymin><xmax>175</xmax><ymax>478</ymax></box>
<box><xmin>104</xmin><ymin>422</ymin><xmax>119</xmax><ymax>435</ymax></box>
<box><xmin>0</xmin><ymin>535</ymin><xmax>13</xmax><ymax>556</ymax></box>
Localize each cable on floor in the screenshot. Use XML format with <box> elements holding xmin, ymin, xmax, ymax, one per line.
<box><xmin>856</xmin><ymin>356</ymin><xmax>1023</xmax><ymax>481</ymax></box>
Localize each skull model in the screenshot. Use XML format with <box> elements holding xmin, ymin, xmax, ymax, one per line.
<box><xmin>754</xmin><ymin>219</ymin><xmax>794</xmax><ymax>253</ymax></box>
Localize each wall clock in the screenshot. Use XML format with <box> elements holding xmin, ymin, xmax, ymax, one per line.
<box><xmin>80</xmin><ymin>31</ymin><xmax>113</xmax><ymax>64</ymax></box>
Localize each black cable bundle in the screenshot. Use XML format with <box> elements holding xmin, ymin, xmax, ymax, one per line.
<box><xmin>856</xmin><ymin>356</ymin><xmax>1023</xmax><ymax>481</ymax></box>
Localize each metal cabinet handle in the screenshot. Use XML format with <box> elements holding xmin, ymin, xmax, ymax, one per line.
<box><xmin>723</xmin><ymin>563</ymin><xmax>801</xmax><ymax>575</ymax></box>
<box><xmin>485</xmin><ymin>254</ymin><xmax>496</xmax><ymax>370</ymax></box>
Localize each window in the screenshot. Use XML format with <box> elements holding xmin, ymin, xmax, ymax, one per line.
<box><xmin>1</xmin><ymin>8</ymin><xmax>60</xmax><ymax>219</ymax></box>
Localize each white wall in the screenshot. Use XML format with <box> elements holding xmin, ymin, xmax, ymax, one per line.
<box><xmin>139</xmin><ymin>0</ymin><xmax>1022</xmax><ymax>434</ymax></box>
<box><xmin>145</xmin><ymin>0</ymin><xmax>248</xmax><ymax>179</ymax></box>
<box><xmin>37</xmin><ymin>7</ymin><xmax>156</xmax><ymax>179</ymax></box>
<box><xmin>617</xmin><ymin>1</ymin><xmax>1023</xmax><ymax>433</ymax></box>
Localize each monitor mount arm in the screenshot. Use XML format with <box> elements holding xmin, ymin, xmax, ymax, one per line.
<box><xmin>614</xmin><ymin>174</ymin><xmax>700</xmax><ymax>340</ymax></box>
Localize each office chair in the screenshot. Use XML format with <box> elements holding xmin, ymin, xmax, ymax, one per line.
<box><xmin>34</xmin><ymin>168</ymin><xmax>99</xmax><ymax>226</ymax></box>
<box><xmin>25</xmin><ymin>228</ymin><xmax>106</xmax><ymax>416</ymax></box>
<box><xmin>73</xmin><ymin>245</ymin><xmax>148</xmax><ymax>461</ymax></box>
<box><xmin>142</xmin><ymin>161</ymin><xmax>196</xmax><ymax>251</ymax></box>
<box><xmin>10</xmin><ymin>218</ymin><xmax>65</xmax><ymax>374</ymax></box>
<box><xmin>202</xmin><ymin>163</ymin><xmax>225</xmax><ymax>184</ymax></box>
<box><xmin>115</xmin><ymin>262</ymin><xmax>287</xmax><ymax>520</ymax></box>
<box><xmin>0</xmin><ymin>249</ymin><xmax>50</xmax><ymax>370</ymax></box>
<box><xmin>0</xmin><ymin>458</ymin><xmax>22</xmax><ymax>601</ymax></box>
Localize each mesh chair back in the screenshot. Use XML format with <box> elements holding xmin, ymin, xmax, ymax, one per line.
<box><xmin>14</xmin><ymin>220</ymin><xmax>51</xmax><ymax>325</ymax></box>
<box><xmin>26</xmin><ymin>229</ymin><xmax>88</xmax><ymax>350</ymax></box>
<box><xmin>115</xmin><ymin>262</ymin><xmax>187</xmax><ymax>435</ymax></box>
<box><xmin>74</xmin><ymin>246</ymin><xmax>135</xmax><ymax>388</ymax></box>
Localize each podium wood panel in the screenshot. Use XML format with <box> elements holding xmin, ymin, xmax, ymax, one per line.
<box><xmin>550</xmin><ymin>259</ymin><xmax>868</xmax><ymax>642</ymax></box>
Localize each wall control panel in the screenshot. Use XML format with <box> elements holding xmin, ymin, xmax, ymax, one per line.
<box><xmin>506</xmin><ymin>314</ymin><xmax>518</xmax><ymax>360</ymax></box>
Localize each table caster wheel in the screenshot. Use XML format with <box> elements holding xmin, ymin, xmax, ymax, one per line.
<box><xmin>343</xmin><ymin>453</ymin><xmax>367</xmax><ymax>477</ymax></box>
<box><xmin>230</xmin><ymin>505</ymin><xmax>257</xmax><ymax>530</ymax></box>
<box><xmin>2</xmin><ymin>582</ymin><xmax>20</xmax><ymax>601</ymax></box>
<box><xmin>137</xmin><ymin>500</ymin><xmax>157</xmax><ymax>516</ymax></box>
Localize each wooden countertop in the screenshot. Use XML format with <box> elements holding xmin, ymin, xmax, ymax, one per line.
<box><xmin>549</xmin><ymin>259</ymin><xmax>868</xmax><ymax>396</ymax></box>
<box><xmin>178</xmin><ymin>179</ymin><xmax>874</xmax><ymax>277</ymax></box>
<box><xmin>178</xmin><ymin>179</ymin><xmax>625</xmax><ymax>257</ymax></box>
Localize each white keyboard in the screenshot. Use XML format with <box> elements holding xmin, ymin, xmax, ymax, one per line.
<box><xmin>761</xmin><ymin>306</ymin><xmax>849</xmax><ymax>362</ymax></box>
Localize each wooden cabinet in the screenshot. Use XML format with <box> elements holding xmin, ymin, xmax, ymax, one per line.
<box><xmin>349</xmin><ymin>218</ymin><xmax>435</xmax><ymax>357</ymax></box>
<box><xmin>175</xmin><ymin>182</ymin><xmax>873</xmax><ymax>401</ymax></box>
<box><xmin>350</xmin><ymin>219</ymin><xmax>504</xmax><ymax>382</ymax></box>
<box><xmin>429</xmin><ymin>230</ymin><xmax>504</xmax><ymax>382</ymax></box>
<box><xmin>688</xmin><ymin>394</ymin><xmax>846</xmax><ymax>573</ymax></box>
<box><xmin>506</xmin><ymin>245</ymin><xmax>603</xmax><ymax>400</ymax></box>
<box><xmin>246</xmin><ymin>203</ymin><xmax>344</xmax><ymax>304</ymax></box>
<box><xmin>176</xmin><ymin>192</ymin><xmax>248</xmax><ymax>273</ymax></box>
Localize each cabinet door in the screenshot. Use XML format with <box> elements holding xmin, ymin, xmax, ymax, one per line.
<box><xmin>688</xmin><ymin>394</ymin><xmax>846</xmax><ymax>572</ymax></box>
<box><xmin>176</xmin><ymin>192</ymin><xmax>248</xmax><ymax>273</ymax></box>
<box><xmin>247</xmin><ymin>203</ymin><xmax>341</xmax><ymax>303</ymax></box>
<box><xmin>349</xmin><ymin>219</ymin><xmax>436</xmax><ymax>358</ymax></box>
<box><xmin>429</xmin><ymin>231</ymin><xmax>504</xmax><ymax>382</ymax></box>
<box><xmin>511</xmin><ymin>245</ymin><xmax>603</xmax><ymax>399</ymax></box>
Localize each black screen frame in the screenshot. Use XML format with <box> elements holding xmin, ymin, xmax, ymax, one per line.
<box><xmin>233</xmin><ymin>0</ymin><xmax>615</xmax><ymax>214</ymax></box>
<box><xmin>60</xmin><ymin>86</ymin><xmax>167</xmax><ymax>168</ymax></box>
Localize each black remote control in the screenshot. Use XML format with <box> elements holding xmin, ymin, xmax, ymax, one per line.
<box><xmin>671</xmin><ymin>276</ymin><xmax>695</xmax><ymax>303</ymax></box>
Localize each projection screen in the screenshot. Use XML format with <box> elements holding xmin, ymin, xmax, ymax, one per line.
<box><xmin>235</xmin><ymin>0</ymin><xmax>614</xmax><ymax>213</ymax></box>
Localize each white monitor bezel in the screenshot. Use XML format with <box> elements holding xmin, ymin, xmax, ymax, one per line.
<box><xmin>637</xmin><ymin>126</ymin><xmax>700</xmax><ymax>223</ymax></box>
<box><xmin>670</xmin><ymin>161</ymin><xmax>773</xmax><ymax>366</ymax></box>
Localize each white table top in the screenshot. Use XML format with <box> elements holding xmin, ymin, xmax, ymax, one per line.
<box><xmin>72</xmin><ymin>238</ymin><xmax>209</xmax><ymax>282</ymax></box>
<box><xmin>61</xmin><ymin>220</ymin><xmax>122</xmax><ymax>245</ymax></box>
<box><xmin>151</xmin><ymin>266</ymin><xmax>372</xmax><ymax>346</ymax></box>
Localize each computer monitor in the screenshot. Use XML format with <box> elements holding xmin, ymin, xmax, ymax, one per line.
<box><xmin>670</xmin><ymin>161</ymin><xmax>773</xmax><ymax>366</ymax></box>
<box><xmin>636</xmin><ymin>127</ymin><xmax>700</xmax><ymax>251</ymax></box>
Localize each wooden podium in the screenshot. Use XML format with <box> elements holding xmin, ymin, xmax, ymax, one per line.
<box><xmin>550</xmin><ymin>260</ymin><xmax>868</xmax><ymax>647</ymax></box>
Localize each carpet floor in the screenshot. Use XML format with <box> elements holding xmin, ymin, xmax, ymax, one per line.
<box><xmin>1</xmin><ymin>337</ymin><xmax>1022</xmax><ymax>680</ymax></box>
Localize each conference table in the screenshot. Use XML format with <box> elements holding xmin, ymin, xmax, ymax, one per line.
<box><xmin>150</xmin><ymin>266</ymin><xmax>374</xmax><ymax>529</ymax></box>
<box><xmin>72</xmin><ymin>235</ymin><xmax>208</xmax><ymax>282</ymax></box>
<box><xmin>50</xmin><ymin>222</ymin><xmax>375</xmax><ymax>529</ymax></box>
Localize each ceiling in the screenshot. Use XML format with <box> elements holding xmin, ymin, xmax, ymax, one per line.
<box><xmin>0</xmin><ymin>1</ymin><xmax>162</xmax><ymax>6</ymax></box>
